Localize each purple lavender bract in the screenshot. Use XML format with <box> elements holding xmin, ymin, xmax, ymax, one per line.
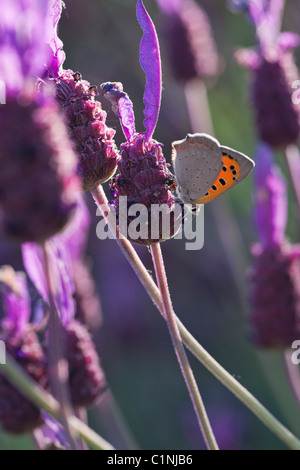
<box><xmin>253</xmin><ymin>143</ymin><xmax>287</xmax><ymax>247</ymax></box>
<box><xmin>235</xmin><ymin>0</ymin><xmax>300</xmax><ymax>147</ymax></box>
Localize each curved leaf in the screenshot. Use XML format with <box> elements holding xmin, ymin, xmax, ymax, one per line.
<box><xmin>136</xmin><ymin>0</ymin><xmax>162</xmax><ymax>141</ymax></box>
<box><xmin>46</xmin><ymin>0</ymin><xmax>66</xmax><ymax>78</ymax></box>
<box><xmin>101</xmin><ymin>82</ymin><xmax>136</xmax><ymax>141</ymax></box>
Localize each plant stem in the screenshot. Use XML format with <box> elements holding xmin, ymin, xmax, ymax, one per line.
<box><xmin>150</xmin><ymin>243</ymin><xmax>218</xmax><ymax>450</ymax></box>
<box><xmin>42</xmin><ymin>243</ymin><xmax>79</xmax><ymax>450</ymax></box>
<box><xmin>284</xmin><ymin>145</ymin><xmax>300</xmax><ymax>217</ymax></box>
<box><xmin>32</xmin><ymin>429</ymin><xmax>45</xmax><ymax>450</ymax></box>
<box><xmin>91</xmin><ymin>184</ymin><xmax>300</xmax><ymax>450</ymax></box>
<box><xmin>93</xmin><ymin>391</ymin><xmax>139</xmax><ymax>450</ymax></box>
<box><xmin>284</xmin><ymin>349</ymin><xmax>300</xmax><ymax>411</ymax></box>
<box><xmin>0</xmin><ymin>355</ymin><xmax>114</xmax><ymax>450</ymax></box>
<box><xmin>76</xmin><ymin>408</ymin><xmax>89</xmax><ymax>450</ymax></box>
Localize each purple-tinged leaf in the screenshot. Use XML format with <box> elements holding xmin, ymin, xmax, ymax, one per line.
<box><xmin>40</xmin><ymin>413</ymin><xmax>71</xmax><ymax>450</ymax></box>
<box><xmin>278</xmin><ymin>32</ymin><xmax>300</xmax><ymax>52</ymax></box>
<box><xmin>248</xmin><ymin>0</ymin><xmax>267</xmax><ymax>28</ymax></box>
<box><xmin>234</xmin><ymin>48</ymin><xmax>260</xmax><ymax>70</ymax></box>
<box><xmin>54</xmin><ymin>197</ymin><xmax>91</xmax><ymax>264</ymax></box>
<box><xmin>101</xmin><ymin>82</ymin><xmax>136</xmax><ymax>141</ymax></box>
<box><xmin>22</xmin><ymin>240</ymin><xmax>75</xmax><ymax>325</ymax></box>
<box><xmin>0</xmin><ymin>268</ymin><xmax>31</xmax><ymax>336</ymax></box>
<box><xmin>136</xmin><ymin>0</ymin><xmax>162</xmax><ymax>141</ymax></box>
<box><xmin>266</xmin><ymin>0</ymin><xmax>285</xmax><ymax>37</ymax></box>
<box><xmin>118</xmin><ymin>94</ymin><xmax>136</xmax><ymax>141</ymax></box>
<box><xmin>46</xmin><ymin>0</ymin><xmax>66</xmax><ymax>78</ymax></box>
<box><xmin>247</xmin><ymin>0</ymin><xmax>287</xmax><ymax>53</ymax></box>
<box><xmin>254</xmin><ymin>143</ymin><xmax>287</xmax><ymax>247</ymax></box>
<box><xmin>22</xmin><ymin>243</ymin><xmax>49</xmax><ymax>303</ymax></box>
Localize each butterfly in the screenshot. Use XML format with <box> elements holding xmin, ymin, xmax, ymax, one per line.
<box><xmin>172</xmin><ymin>133</ymin><xmax>255</xmax><ymax>205</ymax></box>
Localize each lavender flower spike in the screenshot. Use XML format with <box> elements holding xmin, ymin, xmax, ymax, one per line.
<box><xmin>136</xmin><ymin>0</ymin><xmax>162</xmax><ymax>141</ymax></box>
<box><xmin>248</xmin><ymin>140</ymin><xmax>300</xmax><ymax>348</ymax></box>
<box><xmin>254</xmin><ymin>143</ymin><xmax>287</xmax><ymax>247</ymax></box>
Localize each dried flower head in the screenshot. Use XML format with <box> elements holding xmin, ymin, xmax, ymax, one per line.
<box><xmin>55</xmin><ymin>70</ymin><xmax>119</xmax><ymax>190</ymax></box>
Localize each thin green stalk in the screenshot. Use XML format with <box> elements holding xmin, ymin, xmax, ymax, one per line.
<box><xmin>76</xmin><ymin>408</ymin><xmax>89</xmax><ymax>450</ymax></box>
<box><xmin>0</xmin><ymin>355</ymin><xmax>114</xmax><ymax>450</ymax></box>
<box><xmin>283</xmin><ymin>349</ymin><xmax>300</xmax><ymax>411</ymax></box>
<box><xmin>91</xmin><ymin>184</ymin><xmax>300</xmax><ymax>450</ymax></box>
<box><xmin>284</xmin><ymin>145</ymin><xmax>300</xmax><ymax>217</ymax></box>
<box><xmin>42</xmin><ymin>243</ymin><xmax>79</xmax><ymax>450</ymax></box>
<box><xmin>93</xmin><ymin>391</ymin><xmax>139</xmax><ymax>450</ymax></box>
<box><xmin>150</xmin><ymin>243</ymin><xmax>218</xmax><ymax>450</ymax></box>
<box><xmin>258</xmin><ymin>350</ymin><xmax>300</xmax><ymax>435</ymax></box>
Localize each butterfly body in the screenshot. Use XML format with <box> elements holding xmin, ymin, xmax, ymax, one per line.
<box><xmin>172</xmin><ymin>133</ymin><xmax>255</xmax><ymax>205</ymax></box>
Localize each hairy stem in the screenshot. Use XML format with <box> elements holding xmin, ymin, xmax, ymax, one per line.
<box><xmin>0</xmin><ymin>355</ymin><xmax>114</xmax><ymax>450</ymax></box>
<box><xmin>150</xmin><ymin>243</ymin><xmax>218</xmax><ymax>450</ymax></box>
<box><xmin>91</xmin><ymin>184</ymin><xmax>300</xmax><ymax>450</ymax></box>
